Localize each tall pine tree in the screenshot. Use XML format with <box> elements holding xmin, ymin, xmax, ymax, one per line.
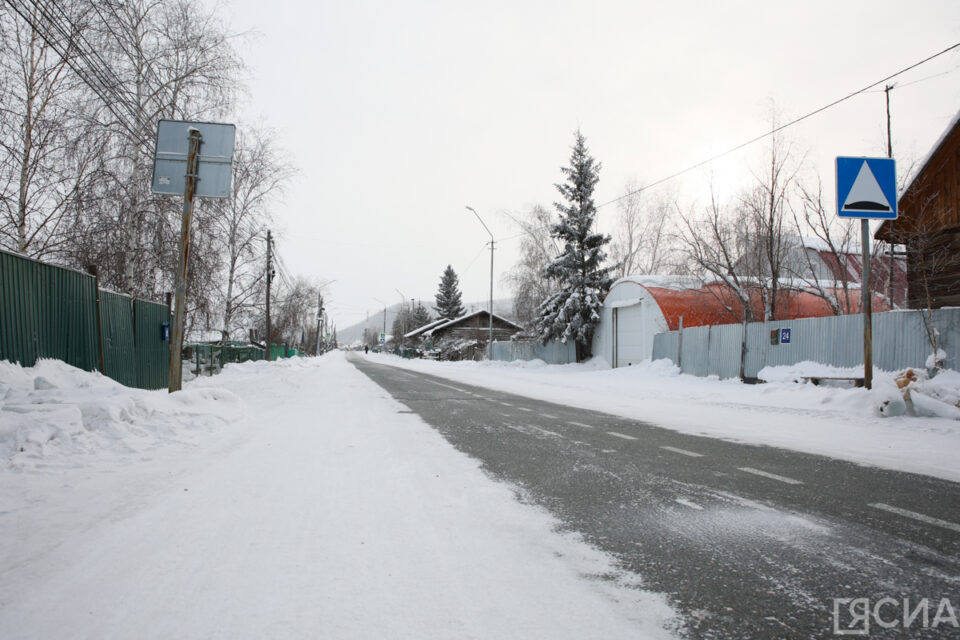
<box><xmin>434</xmin><ymin>265</ymin><xmax>465</xmax><ymax>320</ymax></box>
<box><xmin>535</xmin><ymin>130</ymin><xmax>612</xmax><ymax>362</ymax></box>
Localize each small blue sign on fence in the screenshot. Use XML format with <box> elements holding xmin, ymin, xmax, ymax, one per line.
<box><xmin>780</xmin><ymin>328</ymin><xmax>791</xmax><ymax>344</ymax></box>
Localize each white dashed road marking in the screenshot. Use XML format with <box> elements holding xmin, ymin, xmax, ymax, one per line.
<box><xmin>499</xmin><ymin>402</ymin><xmax>513</xmax><ymax>407</ymax></box>
<box><xmin>568</xmin><ymin>421</ymin><xmax>594</xmax><ymax>429</ymax></box>
<box><xmin>660</xmin><ymin>446</ymin><xmax>704</xmax><ymax>458</ymax></box>
<box><xmin>541</xmin><ymin>413</ymin><xmax>558</xmax><ymax>420</ymax></box>
<box><xmin>869</xmin><ymin>503</ymin><xmax>960</xmax><ymax>533</ymax></box>
<box><xmin>738</xmin><ymin>467</ymin><xmax>803</xmax><ymax>485</ymax></box>
<box><xmin>429</xmin><ymin>381</ymin><xmax>470</xmax><ymax>394</ymax></box>
<box><xmin>518</xmin><ymin>407</ymin><xmax>533</xmax><ymax>412</ymax></box>
<box><xmin>675</xmin><ymin>498</ymin><xmax>704</xmax><ymax>510</ymax></box>
<box><xmin>607</xmin><ymin>431</ymin><xmax>638</xmax><ymax>441</ymax></box>
<box><xmin>531</xmin><ymin>426</ymin><xmax>562</xmax><ymax>438</ymax></box>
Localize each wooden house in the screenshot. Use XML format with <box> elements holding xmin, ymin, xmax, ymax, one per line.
<box><xmin>406</xmin><ymin>310</ymin><xmax>523</xmax><ymax>347</ymax></box>
<box><xmin>876</xmin><ymin>112</ymin><xmax>960</xmax><ymax>309</ymax></box>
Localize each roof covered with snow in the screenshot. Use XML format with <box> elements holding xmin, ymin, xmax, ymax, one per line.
<box><xmin>904</xmin><ymin>106</ymin><xmax>960</xmax><ymax>197</ymax></box>
<box><xmin>404</xmin><ymin>317</ymin><xmax>448</xmax><ymax>339</ymax></box>
<box><xmin>417</xmin><ymin>309</ymin><xmax>523</xmax><ymax>337</ymax></box>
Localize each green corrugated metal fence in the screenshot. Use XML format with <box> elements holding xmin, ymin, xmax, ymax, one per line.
<box><xmin>269</xmin><ymin>344</ymin><xmax>299</xmax><ymax>360</ymax></box>
<box><xmin>0</xmin><ymin>250</ymin><xmax>99</xmax><ymax>371</ymax></box>
<box><xmin>101</xmin><ymin>291</ymin><xmax>138</xmax><ymax>386</ymax></box>
<box><xmin>135</xmin><ymin>299</ymin><xmax>171</xmax><ymax>389</ymax></box>
<box><xmin>0</xmin><ymin>249</ymin><xmax>170</xmax><ymax>390</ymax></box>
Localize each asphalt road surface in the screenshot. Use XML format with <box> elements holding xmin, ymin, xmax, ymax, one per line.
<box><xmin>350</xmin><ymin>356</ymin><xmax>960</xmax><ymax>639</ymax></box>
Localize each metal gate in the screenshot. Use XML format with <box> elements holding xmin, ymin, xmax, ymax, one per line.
<box><xmin>613</xmin><ymin>302</ymin><xmax>646</xmax><ymax>367</ymax></box>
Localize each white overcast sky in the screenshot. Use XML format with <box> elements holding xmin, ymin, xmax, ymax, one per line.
<box><xmin>224</xmin><ymin>0</ymin><xmax>960</xmax><ymax>330</ymax></box>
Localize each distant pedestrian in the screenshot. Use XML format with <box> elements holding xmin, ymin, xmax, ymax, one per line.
<box><xmin>364</xmin><ymin>345</ymin><xmax>369</xmax><ymax>355</ymax></box>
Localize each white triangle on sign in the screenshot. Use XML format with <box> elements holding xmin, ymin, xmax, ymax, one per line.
<box><xmin>843</xmin><ymin>161</ymin><xmax>891</xmax><ymax>212</ymax></box>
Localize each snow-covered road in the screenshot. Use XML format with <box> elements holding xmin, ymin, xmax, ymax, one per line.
<box><xmin>0</xmin><ymin>354</ymin><xmax>675</xmax><ymax>639</ymax></box>
<box><xmin>363</xmin><ymin>353</ymin><xmax>960</xmax><ymax>483</ymax></box>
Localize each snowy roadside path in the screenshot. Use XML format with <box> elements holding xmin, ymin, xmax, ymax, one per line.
<box><xmin>0</xmin><ymin>354</ymin><xmax>674</xmax><ymax>639</ymax></box>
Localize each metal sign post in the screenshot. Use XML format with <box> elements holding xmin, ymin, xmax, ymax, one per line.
<box><xmin>860</xmin><ymin>219</ymin><xmax>873</xmax><ymax>389</ymax></box>
<box><xmin>836</xmin><ymin>156</ymin><xmax>898</xmax><ymax>390</ymax></box>
<box><xmin>153</xmin><ymin>120</ymin><xmax>235</xmax><ymax>392</ymax></box>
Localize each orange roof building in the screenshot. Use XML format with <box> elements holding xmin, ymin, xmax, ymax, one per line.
<box><xmin>594</xmin><ymin>276</ymin><xmax>889</xmax><ymax>367</ymax></box>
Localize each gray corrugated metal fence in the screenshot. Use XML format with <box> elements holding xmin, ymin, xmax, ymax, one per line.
<box><xmin>492</xmin><ymin>339</ymin><xmax>577</xmax><ymax>365</ymax></box>
<box><xmin>652</xmin><ymin>308</ymin><xmax>960</xmax><ymax>378</ymax></box>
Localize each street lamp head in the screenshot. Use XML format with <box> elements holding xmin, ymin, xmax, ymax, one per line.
<box><xmin>465</xmin><ymin>205</ymin><xmax>493</xmax><ymax>240</ymax></box>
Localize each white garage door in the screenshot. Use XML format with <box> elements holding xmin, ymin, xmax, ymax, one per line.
<box><xmin>615</xmin><ymin>302</ymin><xmax>646</xmax><ymax>367</ymax></box>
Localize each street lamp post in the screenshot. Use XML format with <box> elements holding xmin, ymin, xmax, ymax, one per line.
<box><xmin>466</xmin><ymin>206</ymin><xmax>494</xmax><ymax>360</ymax></box>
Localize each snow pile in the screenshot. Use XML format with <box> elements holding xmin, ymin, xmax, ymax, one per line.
<box><xmin>926</xmin><ymin>348</ymin><xmax>947</xmax><ymax>369</ymax></box>
<box><xmin>757</xmin><ymin>360</ymin><xmax>863</xmax><ymax>383</ymax></box>
<box><xmin>0</xmin><ymin>359</ymin><xmax>243</xmax><ymax>466</ymax></box>
<box><xmin>894</xmin><ymin>367</ymin><xmax>960</xmax><ymax>420</ymax></box>
<box><xmin>368</xmin><ymin>353</ymin><xmax>960</xmax><ymax>482</ymax></box>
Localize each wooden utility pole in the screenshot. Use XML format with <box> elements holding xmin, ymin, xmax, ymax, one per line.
<box><xmin>168</xmin><ymin>129</ymin><xmax>202</xmax><ymax>392</ymax></box>
<box><xmin>885</xmin><ymin>85</ymin><xmax>895</xmax><ymax>307</ymax></box>
<box><xmin>266</xmin><ymin>229</ymin><xmax>273</xmax><ymax>361</ymax></box>
<box><xmin>315</xmin><ymin>294</ymin><xmax>324</xmax><ymax>355</ymax></box>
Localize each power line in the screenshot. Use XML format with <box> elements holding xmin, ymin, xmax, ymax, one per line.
<box><xmin>40</xmin><ymin>0</ymin><xmax>150</xmax><ymax>126</ymax></box>
<box><xmin>3</xmin><ymin>0</ymin><xmax>146</xmax><ymax>142</ymax></box>
<box><xmin>459</xmin><ymin>244</ymin><xmax>489</xmax><ymax>277</ymax></box>
<box><xmin>5</xmin><ymin>0</ymin><xmax>159</xmax><ymax>146</ymax></box>
<box><xmin>597</xmin><ymin>40</ymin><xmax>960</xmax><ymax>209</ymax></box>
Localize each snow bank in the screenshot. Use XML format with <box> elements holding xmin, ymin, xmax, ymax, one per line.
<box><xmin>369</xmin><ymin>354</ymin><xmax>960</xmax><ymax>482</ymax></box>
<box><xmin>0</xmin><ymin>359</ymin><xmax>243</xmax><ymax>467</ymax></box>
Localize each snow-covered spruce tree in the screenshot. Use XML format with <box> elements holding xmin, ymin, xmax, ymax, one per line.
<box><xmin>409</xmin><ymin>302</ymin><xmax>432</xmax><ymax>331</ymax></box>
<box><xmin>535</xmin><ymin>130</ymin><xmax>612</xmax><ymax>362</ymax></box>
<box><xmin>434</xmin><ymin>265</ymin><xmax>465</xmax><ymax>320</ymax></box>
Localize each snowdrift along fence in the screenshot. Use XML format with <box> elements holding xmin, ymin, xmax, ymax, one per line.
<box><xmin>0</xmin><ymin>249</ymin><xmax>170</xmax><ymax>389</ymax></box>
<box><xmin>651</xmin><ymin>308</ymin><xmax>960</xmax><ymax>379</ymax></box>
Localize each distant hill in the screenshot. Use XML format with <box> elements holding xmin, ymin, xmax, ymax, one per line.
<box><xmin>338</xmin><ymin>298</ymin><xmax>518</xmax><ymax>346</ymax></box>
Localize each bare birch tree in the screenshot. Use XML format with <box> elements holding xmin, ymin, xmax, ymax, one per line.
<box><xmin>75</xmin><ymin>0</ymin><xmax>243</xmax><ymax>299</ymax></box>
<box><xmin>789</xmin><ymin>178</ymin><xmax>859</xmax><ymax>314</ymax></box>
<box><xmin>735</xmin><ymin>127</ymin><xmax>802</xmax><ymax>319</ymax></box>
<box><xmin>0</xmin><ymin>0</ymin><xmax>101</xmax><ymax>259</ymax></box>
<box><xmin>609</xmin><ymin>183</ymin><xmax>673</xmax><ymax>279</ymax></box>
<box><xmin>211</xmin><ymin>127</ymin><xmax>293</xmax><ymax>340</ymax></box>
<box><xmin>503</xmin><ymin>204</ymin><xmax>559</xmax><ymax>330</ymax></box>
<box><xmin>676</xmin><ymin>188</ymin><xmax>757</xmax><ymax>321</ymax></box>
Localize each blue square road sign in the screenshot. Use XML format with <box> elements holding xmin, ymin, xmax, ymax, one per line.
<box><xmin>836</xmin><ymin>157</ymin><xmax>897</xmax><ymax>220</ymax></box>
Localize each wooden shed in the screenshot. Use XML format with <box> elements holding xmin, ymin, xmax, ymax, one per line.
<box><xmin>876</xmin><ymin>111</ymin><xmax>960</xmax><ymax>309</ymax></box>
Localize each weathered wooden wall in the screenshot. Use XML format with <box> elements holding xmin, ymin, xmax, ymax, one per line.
<box><xmin>879</xmin><ymin>117</ymin><xmax>960</xmax><ymax>309</ymax></box>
